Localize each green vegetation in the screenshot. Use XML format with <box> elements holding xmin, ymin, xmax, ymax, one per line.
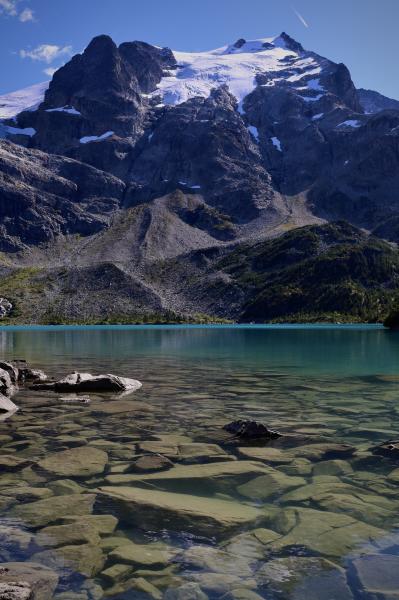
<box><xmin>217</xmin><ymin>222</ymin><xmax>399</xmax><ymax>323</ymax></box>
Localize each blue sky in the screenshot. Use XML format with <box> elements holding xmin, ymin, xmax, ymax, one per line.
<box><xmin>1</xmin><ymin>0</ymin><xmax>398</xmax><ymax>99</ymax></box>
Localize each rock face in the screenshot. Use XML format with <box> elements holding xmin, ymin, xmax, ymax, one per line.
<box><xmin>1</xmin><ymin>32</ymin><xmax>399</xmax><ymax>322</ymax></box>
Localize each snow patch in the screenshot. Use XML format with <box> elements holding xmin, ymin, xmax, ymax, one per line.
<box><xmin>46</xmin><ymin>106</ymin><xmax>81</xmax><ymax>115</ymax></box>
<box><xmin>179</xmin><ymin>181</ymin><xmax>201</xmax><ymax>189</ymax></box>
<box><xmin>337</xmin><ymin>120</ymin><xmax>362</xmax><ymax>128</ymax></box>
<box><xmin>312</xmin><ymin>113</ymin><xmax>324</xmax><ymax>121</ymax></box>
<box><xmin>79</xmin><ymin>131</ymin><xmax>114</xmax><ymax>144</ymax></box>
<box><xmin>271</xmin><ymin>136</ymin><xmax>282</xmax><ymax>152</ymax></box>
<box><xmin>0</xmin><ymin>82</ymin><xmax>48</xmax><ymax>119</ymax></box>
<box><xmin>301</xmin><ymin>94</ymin><xmax>324</xmax><ymax>103</ymax></box>
<box><xmin>148</xmin><ymin>132</ymin><xmax>154</xmax><ymax>142</ymax></box>
<box><xmin>5</xmin><ymin>125</ymin><xmax>36</xmax><ymax>137</ymax></box>
<box><xmin>248</xmin><ymin>125</ymin><xmax>259</xmax><ymax>141</ymax></box>
<box><xmin>307</xmin><ymin>78</ymin><xmax>324</xmax><ymax>91</ymax></box>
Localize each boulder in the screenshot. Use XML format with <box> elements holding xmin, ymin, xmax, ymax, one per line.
<box><xmin>0</xmin><ymin>562</ymin><xmax>58</xmax><ymax>600</ymax></box>
<box><xmin>0</xmin><ymin>368</ymin><xmax>16</xmax><ymax>397</ymax></box>
<box><xmin>0</xmin><ymin>393</ymin><xmax>19</xmax><ymax>413</ymax></box>
<box><xmin>223</xmin><ymin>421</ymin><xmax>281</xmax><ymax>440</ymax></box>
<box><xmin>96</xmin><ymin>486</ymin><xmax>262</xmax><ymax>536</ymax></box>
<box><xmin>34</xmin><ymin>372</ymin><xmax>142</xmax><ymax>393</ymax></box>
<box><xmin>10</xmin><ymin>493</ymin><xmax>96</xmax><ymax>528</ymax></box>
<box><xmin>37</xmin><ymin>447</ymin><xmax>108</xmax><ymax>478</ymax></box>
<box><xmin>0</xmin><ymin>362</ymin><xmax>19</xmax><ymax>384</ymax></box>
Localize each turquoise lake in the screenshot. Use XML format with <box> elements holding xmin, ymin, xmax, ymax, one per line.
<box><xmin>0</xmin><ymin>325</ymin><xmax>398</xmax><ymax>599</ymax></box>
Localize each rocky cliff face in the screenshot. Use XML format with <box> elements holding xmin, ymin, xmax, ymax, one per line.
<box><xmin>0</xmin><ymin>32</ymin><xmax>398</xmax><ymax>322</ymax></box>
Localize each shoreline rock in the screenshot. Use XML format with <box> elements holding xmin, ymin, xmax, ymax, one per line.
<box><xmin>32</xmin><ymin>372</ymin><xmax>142</xmax><ymax>393</ymax></box>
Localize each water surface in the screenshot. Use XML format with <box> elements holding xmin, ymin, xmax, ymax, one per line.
<box><xmin>0</xmin><ymin>325</ymin><xmax>398</xmax><ymax>599</ymax></box>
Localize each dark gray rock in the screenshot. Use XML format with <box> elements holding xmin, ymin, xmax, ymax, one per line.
<box><xmin>223</xmin><ymin>420</ymin><xmax>281</xmax><ymax>440</ymax></box>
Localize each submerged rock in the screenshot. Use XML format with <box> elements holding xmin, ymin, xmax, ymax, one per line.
<box><xmin>37</xmin><ymin>447</ymin><xmax>108</xmax><ymax>478</ymax></box>
<box><xmin>350</xmin><ymin>554</ymin><xmax>399</xmax><ymax>596</ymax></box>
<box><xmin>371</xmin><ymin>440</ymin><xmax>399</xmax><ymax>459</ymax></box>
<box><xmin>10</xmin><ymin>493</ymin><xmax>96</xmax><ymax>528</ymax></box>
<box><xmin>33</xmin><ymin>372</ymin><xmax>142</xmax><ymax>393</ymax></box>
<box><xmin>108</xmin><ymin>540</ymin><xmax>177</xmax><ymax>567</ymax></box>
<box><xmin>96</xmin><ymin>486</ymin><xmax>262</xmax><ymax>536</ymax></box>
<box><xmin>164</xmin><ymin>582</ymin><xmax>208</xmax><ymax>600</ymax></box>
<box><xmin>257</xmin><ymin>557</ymin><xmax>354</xmax><ymax>600</ymax></box>
<box><xmin>33</xmin><ymin>543</ymin><xmax>105</xmax><ymax>578</ymax></box>
<box><xmin>223</xmin><ymin>421</ymin><xmax>281</xmax><ymax>440</ymax></box>
<box><xmin>0</xmin><ymin>562</ymin><xmax>59</xmax><ymax>600</ymax></box>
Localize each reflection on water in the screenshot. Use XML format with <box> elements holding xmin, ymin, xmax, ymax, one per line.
<box><xmin>0</xmin><ymin>325</ymin><xmax>398</xmax><ymax>599</ymax></box>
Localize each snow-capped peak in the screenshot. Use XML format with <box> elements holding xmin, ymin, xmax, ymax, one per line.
<box><xmin>153</xmin><ymin>33</ymin><xmax>311</xmax><ymax>109</ymax></box>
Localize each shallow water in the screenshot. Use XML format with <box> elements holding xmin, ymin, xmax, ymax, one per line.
<box><xmin>0</xmin><ymin>325</ymin><xmax>399</xmax><ymax>599</ymax></box>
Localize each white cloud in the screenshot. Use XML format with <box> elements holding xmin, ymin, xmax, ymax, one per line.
<box><xmin>19</xmin><ymin>7</ymin><xmax>34</xmax><ymax>21</ymax></box>
<box><xmin>20</xmin><ymin>44</ymin><xmax>73</xmax><ymax>63</ymax></box>
<box><xmin>43</xmin><ymin>67</ymin><xmax>57</xmax><ymax>77</ymax></box>
<box><xmin>0</xmin><ymin>0</ymin><xmax>18</xmax><ymax>16</ymax></box>
<box><xmin>0</xmin><ymin>0</ymin><xmax>34</xmax><ymax>21</ymax></box>
<box><xmin>292</xmin><ymin>6</ymin><xmax>309</xmax><ymax>28</ymax></box>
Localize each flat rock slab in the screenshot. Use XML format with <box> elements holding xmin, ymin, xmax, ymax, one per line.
<box><xmin>90</xmin><ymin>400</ymin><xmax>153</xmax><ymax>415</ymax></box>
<box><xmin>265</xmin><ymin>507</ymin><xmax>387</xmax><ymax>558</ymax></box>
<box><xmin>105</xmin><ymin>460</ymin><xmax>271</xmax><ymax>486</ymax></box>
<box><xmin>97</xmin><ymin>486</ymin><xmax>262</xmax><ymax>535</ymax></box>
<box><xmin>37</xmin><ymin>447</ymin><xmax>108</xmax><ymax>478</ymax></box>
<box><xmin>237</xmin><ymin>447</ymin><xmax>293</xmax><ymax>464</ymax></box>
<box><xmin>10</xmin><ymin>493</ymin><xmax>96</xmax><ymax>528</ymax></box>
<box><xmin>351</xmin><ymin>555</ymin><xmax>399</xmax><ymax>595</ymax></box>
<box><xmin>257</xmin><ymin>557</ymin><xmax>353</xmax><ymax>600</ymax></box>
<box><xmin>36</xmin><ymin>523</ymin><xmax>101</xmax><ymax>548</ymax></box>
<box><xmin>109</xmin><ymin>540</ymin><xmax>177</xmax><ymax>567</ymax></box>
<box><xmin>0</xmin><ymin>562</ymin><xmax>59</xmax><ymax>600</ymax></box>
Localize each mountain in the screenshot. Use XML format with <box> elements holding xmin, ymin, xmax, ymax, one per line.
<box><xmin>358</xmin><ymin>88</ymin><xmax>399</xmax><ymax>114</ymax></box>
<box><xmin>0</xmin><ymin>32</ymin><xmax>398</xmax><ymax>323</ymax></box>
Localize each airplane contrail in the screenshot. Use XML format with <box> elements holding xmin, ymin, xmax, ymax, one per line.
<box><xmin>292</xmin><ymin>6</ymin><xmax>309</xmax><ymax>28</ymax></box>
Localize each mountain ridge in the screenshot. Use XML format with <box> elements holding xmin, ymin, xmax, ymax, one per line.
<box><xmin>0</xmin><ymin>32</ymin><xmax>398</xmax><ymax>323</ymax></box>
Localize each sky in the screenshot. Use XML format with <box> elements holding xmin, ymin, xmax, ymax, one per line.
<box><xmin>0</xmin><ymin>0</ymin><xmax>398</xmax><ymax>99</ymax></box>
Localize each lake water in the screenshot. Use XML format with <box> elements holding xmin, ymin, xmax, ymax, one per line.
<box><xmin>0</xmin><ymin>325</ymin><xmax>399</xmax><ymax>599</ymax></box>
